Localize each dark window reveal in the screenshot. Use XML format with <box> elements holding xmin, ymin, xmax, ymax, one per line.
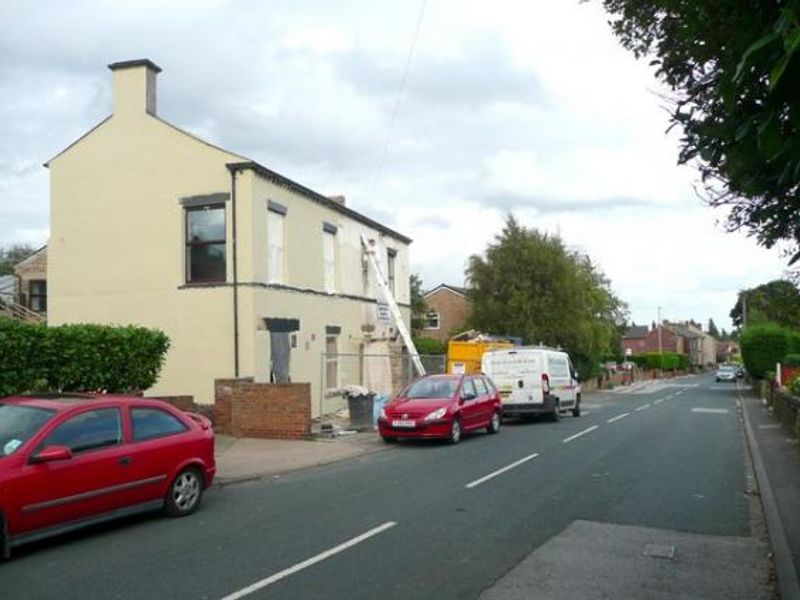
<box><xmin>186</xmin><ymin>205</ymin><xmax>226</xmax><ymax>283</ymax></box>
<box><xmin>42</xmin><ymin>408</ymin><xmax>122</xmax><ymax>454</ymax></box>
<box><xmin>29</xmin><ymin>280</ymin><xmax>47</xmax><ymax>312</ymax></box>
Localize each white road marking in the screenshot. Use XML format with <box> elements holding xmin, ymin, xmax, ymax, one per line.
<box><xmin>635</xmin><ymin>404</ymin><xmax>651</xmax><ymax>412</ymax></box>
<box><xmin>758</xmin><ymin>424</ymin><xmax>781</xmax><ymax>429</ymax></box>
<box><xmin>465</xmin><ymin>453</ymin><xmax>540</xmax><ymax>489</ymax></box>
<box><xmin>219</xmin><ymin>521</ymin><xmax>398</xmax><ymax>600</ymax></box>
<box><xmin>691</xmin><ymin>408</ymin><xmax>730</xmax><ymax>414</ymax></box>
<box><xmin>654</xmin><ymin>399</ymin><xmax>664</xmax><ymax>405</ymax></box>
<box><xmin>562</xmin><ymin>425</ymin><xmax>599</xmax><ymax>443</ymax></box>
<box><xmin>607</xmin><ymin>412</ymin><xmax>630</xmax><ymax>423</ymax></box>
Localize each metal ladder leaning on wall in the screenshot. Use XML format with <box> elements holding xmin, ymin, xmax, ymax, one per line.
<box><xmin>360</xmin><ymin>234</ymin><xmax>426</xmax><ymax>377</ymax></box>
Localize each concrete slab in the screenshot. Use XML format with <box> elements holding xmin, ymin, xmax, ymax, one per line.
<box><xmin>480</xmin><ymin>520</ymin><xmax>771</xmax><ymax>600</ymax></box>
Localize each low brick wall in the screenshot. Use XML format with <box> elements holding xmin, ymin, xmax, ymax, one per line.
<box><xmin>214</xmin><ymin>378</ymin><xmax>311</xmax><ymax>440</ymax></box>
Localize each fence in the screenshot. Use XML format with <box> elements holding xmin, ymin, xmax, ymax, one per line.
<box><xmin>318</xmin><ymin>352</ymin><xmax>446</xmax><ymax>419</ymax></box>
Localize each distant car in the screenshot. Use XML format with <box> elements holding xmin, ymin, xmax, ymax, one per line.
<box><xmin>716</xmin><ymin>365</ymin><xmax>737</xmax><ymax>383</ymax></box>
<box><xmin>377</xmin><ymin>374</ymin><xmax>502</xmax><ymax>444</ymax></box>
<box><xmin>0</xmin><ymin>395</ymin><xmax>215</xmax><ymax>559</ymax></box>
<box><xmin>735</xmin><ymin>365</ymin><xmax>745</xmax><ymax>378</ymax></box>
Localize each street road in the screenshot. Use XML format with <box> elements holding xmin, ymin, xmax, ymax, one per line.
<box><xmin>2</xmin><ymin>373</ymin><xmax>769</xmax><ymax>599</ymax></box>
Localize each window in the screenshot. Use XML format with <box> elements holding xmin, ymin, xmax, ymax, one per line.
<box><xmin>42</xmin><ymin>408</ymin><xmax>122</xmax><ymax>454</ymax></box>
<box><xmin>28</xmin><ymin>280</ymin><xmax>47</xmax><ymax>312</ymax></box>
<box><xmin>131</xmin><ymin>407</ymin><xmax>188</xmax><ymax>442</ymax></box>
<box><xmin>460</xmin><ymin>379</ymin><xmax>477</xmax><ymax>400</ymax></box>
<box><xmin>386</xmin><ymin>248</ymin><xmax>397</xmax><ymax>295</ymax></box>
<box><xmin>268</xmin><ymin>208</ymin><xmax>285</xmax><ymax>284</ymax></box>
<box><xmin>473</xmin><ymin>377</ymin><xmax>489</xmax><ymax>396</ymax></box>
<box><xmin>325</xmin><ymin>334</ymin><xmax>338</xmax><ymax>389</ymax></box>
<box><xmin>425</xmin><ymin>311</ymin><xmax>441</xmax><ymax>330</ymax></box>
<box><xmin>323</xmin><ymin>229</ymin><xmax>336</xmax><ymax>293</ymax></box>
<box><xmin>185</xmin><ymin>204</ymin><xmax>226</xmax><ymax>283</ymax></box>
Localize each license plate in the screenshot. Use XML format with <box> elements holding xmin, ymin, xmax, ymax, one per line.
<box><xmin>392</xmin><ymin>419</ymin><xmax>416</xmax><ymax>428</ymax></box>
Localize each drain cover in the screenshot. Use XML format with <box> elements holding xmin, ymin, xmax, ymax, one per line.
<box><xmin>643</xmin><ymin>544</ymin><xmax>676</xmax><ymax>559</ymax></box>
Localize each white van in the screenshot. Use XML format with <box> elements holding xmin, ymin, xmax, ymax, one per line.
<box><xmin>481</xmin><ymin>347</ymin><xmax>581</xmax><ymax>421</ymax></box>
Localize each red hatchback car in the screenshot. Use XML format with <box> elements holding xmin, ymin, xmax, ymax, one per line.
<box><xmin>0</xmin><ymin>395</ymin><xmax>215</xmax><ymax>558</ymax></box>
<box><xmin>377</xmin><ymin>374</ymin><xmax>502</xmax><ymax>444</ymax></box>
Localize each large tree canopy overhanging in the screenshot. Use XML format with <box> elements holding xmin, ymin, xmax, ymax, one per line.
<box><xmin>465</xmin><ymin>216</ymin><xmax>627</xmax><ymax>377</ymax></box>
<box><xmin>599</xmin><ymin>0</ymin><xmax>800</xmax><ymax>262</ymax></box>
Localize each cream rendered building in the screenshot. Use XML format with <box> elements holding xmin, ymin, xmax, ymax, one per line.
<box><xmin>47</xmin><ymin>59</ymin><xmax>412</xmax><ymax>412</ymax></box>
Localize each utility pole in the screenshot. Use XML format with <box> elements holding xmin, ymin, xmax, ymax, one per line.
<box><xmin>657</xmin><ymin>306</ymin><xmax>662</xmax><ymax>354</ymax></box>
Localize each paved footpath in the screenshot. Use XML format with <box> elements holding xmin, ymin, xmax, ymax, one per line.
<box><xmin>740</xmin><ymin>386</ymin><xmax>800</xmax><ymax>600</ymax></box>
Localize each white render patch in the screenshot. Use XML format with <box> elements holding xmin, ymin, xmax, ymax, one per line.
<box><xmin>691</xmin><ymin>408</ymin><xmax>730</xmax><ymax>414</ymax></box>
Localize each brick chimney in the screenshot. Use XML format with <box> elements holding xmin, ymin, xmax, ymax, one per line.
<box><xmin>108</xmin><ymin>59</ymin><xmax>162</xmax><ymax>117</ymax></box>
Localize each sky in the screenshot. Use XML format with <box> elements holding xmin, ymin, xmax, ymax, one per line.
<box><xmin>0</xmin><ymin>0</ymin><xmax>790</xmax><ymax>331</ymax></box>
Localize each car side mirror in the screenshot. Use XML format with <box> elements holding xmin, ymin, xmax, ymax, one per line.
<box><xmin>30</xmin><ymin>445</ymin><xmax>73</xmax><ymax>464</ymax></box>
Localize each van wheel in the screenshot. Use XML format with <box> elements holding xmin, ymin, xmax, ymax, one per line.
<box><xmin>572</xmin><ymin>396</ymin><xmax>581</xmax><ymax>417</ymax></box>
<box><xmin>487</xmin><ymin>411</ymin><xmax>501</xmax><ymax>434</ymax></box>
<box><xmin>550</xmin><ymin>400</ymin><xmax>560</xmax><ymax>422</ymax></box>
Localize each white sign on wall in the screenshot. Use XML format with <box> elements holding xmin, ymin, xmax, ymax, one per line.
<box><xmin>376</xmin><ymin>301</ymin><xmax>391</xmax><ymax>323</ymax></box>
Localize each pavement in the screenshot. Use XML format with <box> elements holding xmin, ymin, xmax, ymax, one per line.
<box><xmin>740</xmin><ymin>384</ymin><xmax>800</xmax><ymax>600</ymax></box>
<box><xmin>214</xmin><ymin>431</ymin><xmax>388</xmax><ymax>485</ymax></box>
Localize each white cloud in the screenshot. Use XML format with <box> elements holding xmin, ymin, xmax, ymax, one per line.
<box><xmin>0</xmin><ymin>0</ymin><xmax>789</xmax><ymax>331</ymax></box>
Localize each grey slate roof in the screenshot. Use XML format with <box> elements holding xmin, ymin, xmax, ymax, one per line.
<box><xmin>622</xmin><ymin>325</ymin><xmax>649</xmax><ymax>339</ymax></box>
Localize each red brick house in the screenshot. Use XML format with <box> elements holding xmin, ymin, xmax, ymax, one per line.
<box><xmin>422</xmin><ymin>284</ymin><xmax>471</xmax><ymax>342</ymax></box>
<box><xmin>621</xmin><ymin>323</ymin><xmax>683</xmax><ymax>355</ymax></box>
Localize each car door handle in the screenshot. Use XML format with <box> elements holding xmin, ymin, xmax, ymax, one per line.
<box><xmin>119</xmin><ymin>456</ymin><xmax>133</xmax><ymax>466</ymax></box>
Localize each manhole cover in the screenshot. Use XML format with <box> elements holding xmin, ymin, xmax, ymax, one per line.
<box><xmin>643</xmin><ymin>544</ymin><xmax>675</xmax><ymax>559</ymax></box>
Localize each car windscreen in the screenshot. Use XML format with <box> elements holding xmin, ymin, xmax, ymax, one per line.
<box><xmin>0</xmin><ymin>403</ymin><xmax>57</xmax><ymax>457</ymax></box>
<box><xmin>405</xmin><ymin>378</ymin><xmax>459</xmax><ymax>399</ymax></box>
<box><xmin>719</xmin><ymin>366</ymin><xmax>735</xmax><ymax>372</ymax></box>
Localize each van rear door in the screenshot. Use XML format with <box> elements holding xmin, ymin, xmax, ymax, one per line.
<box><xmin>483</xmin><ymin>350</ymin><xmax>543</xmax><ymax>406</ymax></box>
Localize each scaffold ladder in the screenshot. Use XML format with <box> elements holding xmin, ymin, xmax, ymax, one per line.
<box><xmin>360</xmin><ymin>234</ymin><xmax>426</xmax><ymax>377</ymax></box>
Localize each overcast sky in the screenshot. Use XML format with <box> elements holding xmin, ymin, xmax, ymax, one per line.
<box><xmin>0</xmin><ymin>0</ymin><xmax>789</xmax><ymax>331</ymax></box>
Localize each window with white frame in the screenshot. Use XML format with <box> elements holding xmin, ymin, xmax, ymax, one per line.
<box><xmin>425</xmin><ymin>311</ymin><xmax>441</xmax><ymax>330</ymax></box>
<box><xmin>267</xmin><ymin>202</ymin><xmax>286</xmax><ymax>284</ymax></box>
<box><xmin>322</xmin><ymin>223</ymin><xmax>337</xmax><ymax>293</ymax></box>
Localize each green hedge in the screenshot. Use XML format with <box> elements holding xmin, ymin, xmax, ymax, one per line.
<box><xmin>740</xmin><ymin>322</ymin><xmax>800</xmax><ymax>379</ymax></box>
<box><xmin>0</xmin><ymin>318</ymin><xmax>170</xmax><ymax>396</ymax></box>
<box><xmin>413</xmin><ymin>336</ymin><xmax>447</xmax><ymax>356</ymax></box>
<box><xmin>628</xmin><ymin>352</ymin><xmax>687</xmax><ymax>370</ymax></box>
<box><xmin>782</xmin><ymin>354</ymin><xmax>800</xmax><ymax>367</ymax></box>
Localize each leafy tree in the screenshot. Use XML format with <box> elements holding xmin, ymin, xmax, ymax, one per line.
<box><xmin>707</xmin><ymin>318</ymin><xmax>720</xmax><ymax>338</ymax></box>
<box><xmin>599</xmin><ymin>0</ymin><xmax>800</xmax><ymax>263</ymax></box>
<box><xmin>0</xmin><ymin>243</ymin><xmax>36</xmax><ymax>275</ymax></box>
<box><xmin>409</xmin><ymin>273</ymin><xmax>428</xmax><ymax>336</ymax></box>
<box><xmin>465</xmin><ymin>216</ymin><xmax>627</xmax><ymax>377</ymax></box>
<box><xmin>730</xmin><ymin>279</ymin><xmax>800</xmax><ymax>330</ymax></box>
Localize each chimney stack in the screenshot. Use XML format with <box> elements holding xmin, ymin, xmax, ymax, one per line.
<box><xmin>327</xmin><ymin>195</ymin><xmax>346</xmax><ymax>206</ymax></box>
<box><xmin>108</xmin><ymin>59</ymin><xmax>162</xmax><ymax>117</ymax></box>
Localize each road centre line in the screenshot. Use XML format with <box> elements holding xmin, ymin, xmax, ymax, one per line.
<box><xmin>607</xmin><ymin>412</ymin><xmax>629</xmax><ymax>423</ymax></box>
<box><xmin>465</xmin><ymin>453</ymin><xmax>540</xmax><ymax>489</ymax></box>
<box><xmin>218</xmin><ymin>521</ymin><xmax>397</xmax><ymax>600</ymax></box>
<box><xmin>691</xmin><ymin>407</ymin><xmax>730</xmax><ymax>414</ymax></box>
<box><xmin>562</xmin><ymin>425</ymin><xmax>599</xmax><ymax>443</ymax></box>
<box><xmin>635</xmin><ymin>403</ymin><xmax>651</xmax><ymax>411</ymax></box>
<box><xmin>654</xmin><ymin>399</ymin><xmax>664</xmax><ymax>404</ymax></box>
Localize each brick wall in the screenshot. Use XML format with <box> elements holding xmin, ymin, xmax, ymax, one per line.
<box><xmin>423</xmin><ymin>288</ymin><xmax>471</xmax><ymax>342</ymax></box>
<box><xmin>214</xmin><ymin>378</ymin><xmax>311</xmax><ymax>439</ymax></box>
